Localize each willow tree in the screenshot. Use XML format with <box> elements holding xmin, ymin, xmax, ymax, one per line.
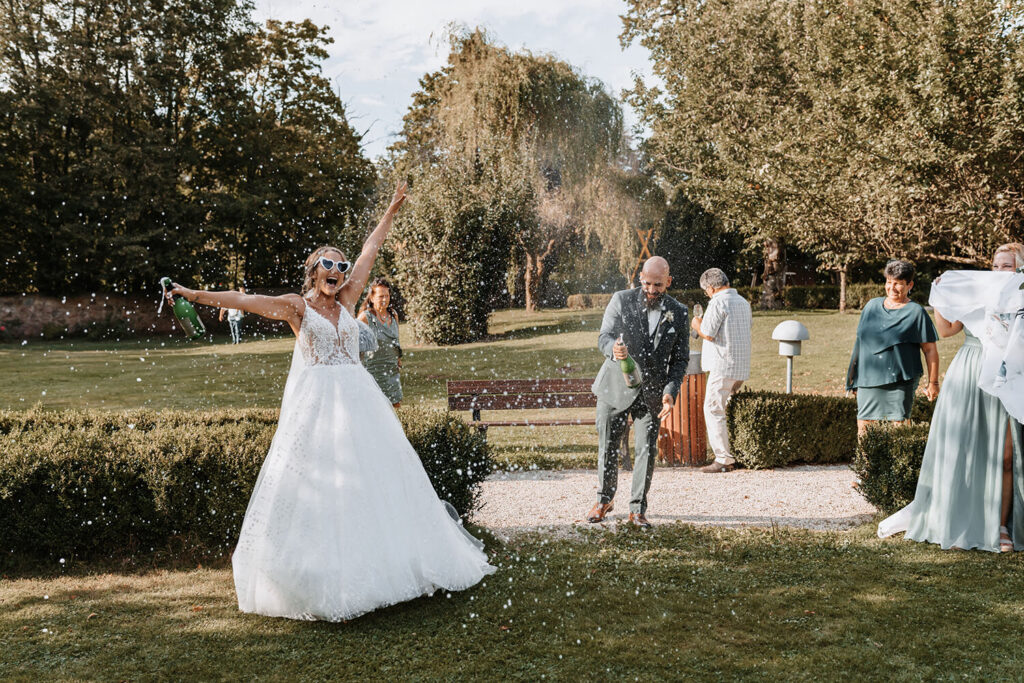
<box><xmin>392</xmin><ymin>28</ymin><xmax>624</xmax><ymax>313</ymax></box>
<box><xmin>579</xmin><ymin>164</ymin><xmax>666</xmax><ymax>288</ymax></box>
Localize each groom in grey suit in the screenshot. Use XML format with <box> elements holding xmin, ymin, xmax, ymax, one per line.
<box><xmin>587</xmin><ymin>256</ymin><xmax>689</xmax><ymax>527</ymax></box>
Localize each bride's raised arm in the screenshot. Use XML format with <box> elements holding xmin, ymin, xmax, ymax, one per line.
<box><xmin>167</xmin><ymin>286</ymin><xmax>306</xmax><ymax>335</ymax></box>
<box><xmin>340</xmin><ymin>181</ymin><xmax>408</xmax><ymax>310</ymax></box>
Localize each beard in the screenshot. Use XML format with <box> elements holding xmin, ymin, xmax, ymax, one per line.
<box><xmin>644</xmin><ymin>291</ymin><xmax>665</xmax><ymax>309</ymax></box>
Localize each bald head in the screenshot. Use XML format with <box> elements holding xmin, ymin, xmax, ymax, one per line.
<box><xmin>641</xmin><ymin>256</ymin><xmax>670</xmax><ymax>279</ymax></box>
<box><xmin>639</xmin><ymin>256</ymin><xmax>672</xmax><ymax>308</ymax></box>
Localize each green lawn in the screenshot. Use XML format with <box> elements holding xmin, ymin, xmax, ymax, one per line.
<box><xmin>3</xmin><ymin>524</ymin><xmax>1024</xmax><ymax>680</ymax></box>
<box><xmin>0</xmin><ymin>310</ymin><xmax>1014</xmax><ymax>678</ymax></box>
<box><xmin>1</xmin><ymin>307</ymin><xmax>962</xmax><ymax>469</ymax></box>
<box><xmin>0</xmin><ymin>307</ymin><xmax>963</xmax><ymax>412</ymax></box>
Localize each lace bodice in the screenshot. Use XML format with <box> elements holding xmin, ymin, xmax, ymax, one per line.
<box><xmin>297</xmin><ymin>303</ymin><xmax>360</xmax><ymax>366</ymax></box>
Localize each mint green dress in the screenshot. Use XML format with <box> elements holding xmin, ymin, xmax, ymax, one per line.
<box><xmin>847</xmin><ymin>298</ymin><xmax>938</xmax><ymax>420</ymax></box>
<box><xmin>361</xmin><ymin>313</ymin><xmax>403</xmax><ymax>404</ymax></box>
<box><xmin>880</xmin><ymin>331</ymin><xmax>1024</xmax><ymax>551</ymax></box>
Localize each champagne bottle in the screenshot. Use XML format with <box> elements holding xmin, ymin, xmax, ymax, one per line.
<box><xmin>617</xmin><ymin>334</ymin><xmax>643</xmax><ymax>388</ymax></box>
<box><xmin>160</xmin><ymin>277</ymin><xmax>206</xmax><ymax>340</ymax></box>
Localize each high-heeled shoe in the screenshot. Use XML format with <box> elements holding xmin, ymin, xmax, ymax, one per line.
<box><xmin>999</xmin><ymin>526</ymin><xmax>1013</xmax><ymax>553</ymax></box>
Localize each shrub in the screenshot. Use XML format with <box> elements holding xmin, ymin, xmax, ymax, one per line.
<box><xmin>391</xmin><ymin>164</ymin><xmax>527</xmax><ymax>345</ymax></box>
<box><xmin>726</xmin><ymin>391</ymin><xmax>858</xmax><ymax>469</ymax></box>
<box><xmin>910</xmin><ymin>394</ymin><xmax>937</xmax><ymax>423</ymax></box>
<box><xmin>0</xmin><ymin>407</ymin><xmax>491</xmax><ymax>564</ymax></box>
<box><xmin>784</xmin><ymin>285</ymin><xmax>839</xmax><ymax>309</ymax></box>
<box><xmin>566</xmin><ymin>283</ymin><xmax>927</xmax><ymax>311</ymax></box>
<box><xmin>851</xmin><ymin>422</ymin><xmax>930</xmax><ymax>514</ymax></box>
<box><xmin>398</xmin><ymin>407</ymin><xmax>491</xmax><ymax>518</ymax></box>
<box><xmin>565</xmin><ymin>293</ymin><xmax>613</xmax><ymax>310</ymax></box>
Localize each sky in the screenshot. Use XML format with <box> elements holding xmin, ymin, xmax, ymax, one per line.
<box><xmin>251</xmin><ymin>0</ymin><xmax>655</xmax><ymax>160</ymax></box>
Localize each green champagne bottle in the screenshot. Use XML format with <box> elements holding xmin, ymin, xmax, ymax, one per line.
<box><xmin>617</xmin><ymin>334</ymin><xmax>643</xmax><ymax>388</ymax></box>
<box><xmin>160</xmin><ymin>277</ymin><xmax>206</xmax><ymax>340</ymax></box>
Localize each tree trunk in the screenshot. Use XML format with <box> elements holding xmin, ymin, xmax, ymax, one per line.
<box><xmin>523</xmin><ymin>239</ymin><xmax>555</xmax><ymax>313</ymax></box>
<box><xmin>838</xmin><ymin>265</ymin><xmax>848</xmax><ymax>314</ymax></box>
<box><xmin>759</xmin><ymin>237</ymin><xmax>786</xmax><ymax>310</ymax></box>
<box><xmin>524</xmin><ymin>252</ymin><xmax>536</xmax><ymax>313</ymax></box>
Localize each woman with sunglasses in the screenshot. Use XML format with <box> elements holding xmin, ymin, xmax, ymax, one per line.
<box><xmin>167</xmin><ymin>182</ymin><xmax>494</xmax><ymax>622</ymax></box>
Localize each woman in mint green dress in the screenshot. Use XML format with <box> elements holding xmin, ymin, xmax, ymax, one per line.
<box><xmin>878</xmin><ymin>244</ymin><xmax>1024</xmax><ymax>552</ymax></box>
<box><xmin>358</xmin><ymin>278</ymin><xmax>403</xmax><ymax>407</ymax></box>
<box><xmin>847</xmin><ymin>260</ymin><xmax>940</xmax><ymax>435</ymax></box>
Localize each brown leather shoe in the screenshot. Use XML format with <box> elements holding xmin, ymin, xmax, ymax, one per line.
<box><xmin>586</xmin><ymin>502</ymin><xmax>613</xmax><ymax>523</ymax></box>
<box><xmin>700</xmin><ymin>461</ymin><xmax>735</xmax><ymax>473</ymax></box>
<box><xmin>628</xmin><ymin>513</ymin><xmax>651</xmax><ymax>528</ymax></box>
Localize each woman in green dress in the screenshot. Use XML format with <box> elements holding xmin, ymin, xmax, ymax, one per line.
<box><xmin>878</xmin><ymin>243</ymin><xmax>1024</xmax><ymax>552</ymax></box>
<box><xmin>358</xmin><ymin>278</ymin><xmax>403</xmax><ymax>407</ymax></box>
<box><xmin>847</xmin><ymin>259</ymin><xmax>940</xmax><ymax>435</ymax></box>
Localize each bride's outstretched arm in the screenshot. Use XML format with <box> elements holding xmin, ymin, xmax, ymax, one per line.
<box><xmin>341</xmin><ymin>181</ymin><xmax>408</xmax><ymax>309</ymax></box>
<box><xmin>168</xmin><ymin>286</ymin><xmax>305</xmax><ymax>333</ymax></box>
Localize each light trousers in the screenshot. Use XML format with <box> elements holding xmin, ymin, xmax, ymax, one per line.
<box><xmin>704</xmin><ymin>372</ymin><xmax>744</xmax><ymax>465</ymax></box>
<box><xmin>596</xmin><ymin>396</ymin><xmax>659</xmax><ymax>514</ymax></box>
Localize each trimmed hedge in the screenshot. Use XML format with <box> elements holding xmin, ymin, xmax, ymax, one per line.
<box><xmin>0</xmin><ymin>408</ymin><xmax>490</xmax><ymax>563</ymax></box>
<box><xmin>726</xmin><ymin>391</ymin><xmax>936</xmax><ymax>470</ymax></box>
<box><xmin>565</xmin><ymin>283</ymin><xmax>928</xmax><ymax>311</ymax></box>
<box><xmin>565</xmin><ymin>288</ymin><xmax>756</xmax><ymax>311</ymax></box>
<box><xmin>397</xmin><ymin>407</ymin><xmax>490</xmax><ymax>518</ymax></box>
<box><xmin>726</xmin><ymin>391</ymin><xmax>858</xmax><ymax>469</ymax></box>
<box><xmin>851</xmin><ymin>422</ymin><xmax>930</xmax><ymax>515</ymax></box>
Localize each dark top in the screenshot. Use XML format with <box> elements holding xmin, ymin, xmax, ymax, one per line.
<box><xmin>847</xmin><ymin>298</ymin><xmax>938</xmax><ymax>390</ymax></box>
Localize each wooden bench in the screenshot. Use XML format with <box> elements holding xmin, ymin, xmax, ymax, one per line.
<box><xmin>447</xmin><ymin>353</ymin><xmax>708</xmax><ymax>467</ymax></box>
<box><xmin>446</xmin><ymin>379</ymin><xmax>597</xmax><ymax>430</ymax></box>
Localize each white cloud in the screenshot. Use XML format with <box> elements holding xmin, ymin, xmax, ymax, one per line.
<box><xmin>252</xmin><ymin>0</ymin><xmax>654</xmax><ymax>158</ymax></box>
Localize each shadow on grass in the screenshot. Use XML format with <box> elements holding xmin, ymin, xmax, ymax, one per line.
<box><xmin>5</xmin><ymin>524</ymin><xmax>1024</xmax><ymax>678</ymax></box>
<box><xmin>482</xmin><ymin>320</ymin><xmax>575</xmax><ymax>342</ymax></box>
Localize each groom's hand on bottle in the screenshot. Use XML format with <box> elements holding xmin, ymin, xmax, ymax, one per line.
<box><xmin>658</xmin><ymin>394</ymin><xmax>674</xmax><ymax>419</ymax></box>
<box><xmin>613</xmin><ymin>339</ymin><xmax>628</xmax><ymax>360</ymax></box>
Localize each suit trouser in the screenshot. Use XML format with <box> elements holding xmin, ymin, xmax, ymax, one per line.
<box><xmin>704</xmin><ymin>371</ymin><xmax>744</xmax><ymax>464</ymax></box>
<box><xmin>596</xmin><ymin>396</ymin><xmax>659</xmax><ymax>514</ymax></box>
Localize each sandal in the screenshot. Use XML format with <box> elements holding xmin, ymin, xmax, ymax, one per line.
<box><xmin>999</xmin><ymin>526</ymin><xmax>1013</xmax><ymax>553</ymax></box>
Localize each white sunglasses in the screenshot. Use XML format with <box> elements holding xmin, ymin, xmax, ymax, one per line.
<box><xmin>319</xmin><ymin>257</ymin><xmax>351</xmax><ymax>273</ymax></box>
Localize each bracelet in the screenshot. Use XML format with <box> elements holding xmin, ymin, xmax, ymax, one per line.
<box><xmin>929</xmin><ymin>381</ymin><xmax>939</xmax><ymax>386</ymax></box>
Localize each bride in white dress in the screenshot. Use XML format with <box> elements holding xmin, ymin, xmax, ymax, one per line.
<box><xmin>168</xmin><ymin>182</ymin><xmax>495</xmax><ymax>621</ymax></box>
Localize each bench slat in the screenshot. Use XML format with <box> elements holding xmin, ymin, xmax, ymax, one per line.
<box><xmin>448</xmin><ymin>393</ymin><xmax>598</xmax><ymax>411</ymax></box>
<box><xmin>446</xmin><ymin>378</ymin><xmax>593</xmax><ymax>395</ymax></box>
<box><xmin>475</xmin><ymin>419</ymin><xmax>596</xmax><ymax>427</ymax></box>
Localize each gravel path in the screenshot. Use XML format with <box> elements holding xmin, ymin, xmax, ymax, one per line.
<box><xmin>475</xmin><ymin>465</ymin><xmax>877</xmax><ymax>538</ymax></box>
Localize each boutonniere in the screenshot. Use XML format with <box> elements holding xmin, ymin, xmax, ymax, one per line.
<box><xmin>663</xmin><ymin>310</ymin><xmax>674</xmax><ymax>324</ymax></box>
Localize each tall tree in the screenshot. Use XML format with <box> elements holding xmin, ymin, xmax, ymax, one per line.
<box><xmin>623</xmin><ymin>0</ymin><xmax>1024</xmax><ymax>309</ymax></box>
<box><xmin>0</xmin><ymin>0</ymin><xmax>373</xmax><ymax>295</ymax></box>
<box><xmin>200</xmin><ymin>18</ymin><xmax>374</xmax><ymax>289</ymax></box>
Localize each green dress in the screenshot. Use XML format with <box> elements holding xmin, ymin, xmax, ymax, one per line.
<box><xmin>878</xmin><ymin>331</ymin><xmax>1024</xmax><ymax>551</ymax></box>
<box><xmin>847</xmin><ymin>298</ymin><xmax>938</xmax><ymax>420</ymax></box>
<box><xmin>362</xmin><ymin>312</ymin><xmax>403</xmax><ymax>404</ymax></box>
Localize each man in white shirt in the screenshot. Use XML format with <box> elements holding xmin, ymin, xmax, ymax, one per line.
<box><xmin>690</xmin><ymin>268</ymin><xmax>752</xmax><ymax>472</ymax></box>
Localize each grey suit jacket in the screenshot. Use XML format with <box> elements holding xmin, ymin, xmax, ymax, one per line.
<box><xmin>591</xmin><ymin>288</ymin><xmax>690</xmax><ymax>413</ymax></box>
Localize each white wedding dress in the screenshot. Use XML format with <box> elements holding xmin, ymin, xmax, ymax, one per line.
<box><xmin>232</xmin><ymin>300</ymin><xmax>495</xmax><ymax>621</ymax></box>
